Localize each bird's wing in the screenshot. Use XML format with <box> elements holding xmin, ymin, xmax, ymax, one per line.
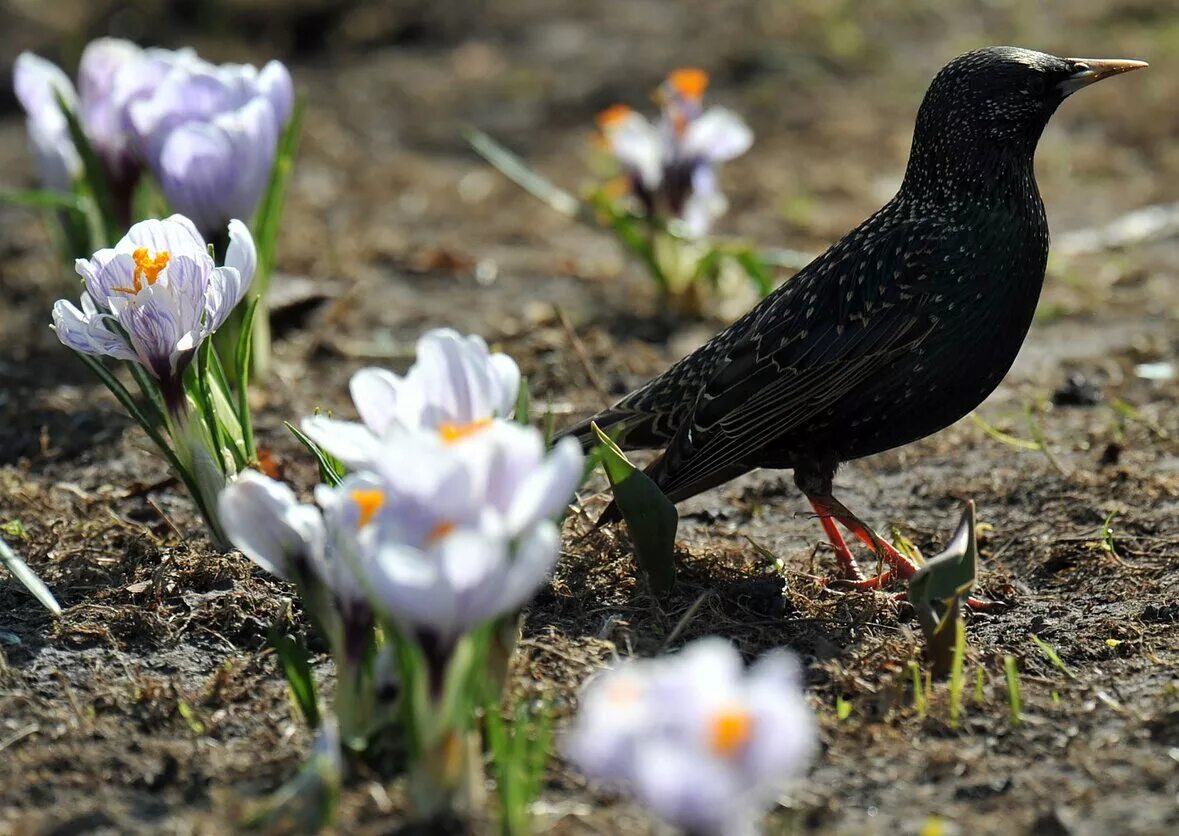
<box><xmin>649</xmin><ymin>209</ymin><xmax>956</xmax><ymax>501</ymax></box>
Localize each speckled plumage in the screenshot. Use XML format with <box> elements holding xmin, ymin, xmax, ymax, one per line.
<box><xmin>564</xmin><ymin>48</ymin><xmax>1145</xmax><ymax>524</ymax></box>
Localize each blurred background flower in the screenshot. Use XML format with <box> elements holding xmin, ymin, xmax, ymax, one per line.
<box><xmin>598</xmin><ymin>68</ymin><xmax>753</xmax><ymax>238</ymax></box>
<box><xmin>568</xmin><ymin>637</ymin><xmax>816</xmax><ymax>836</ymax></box>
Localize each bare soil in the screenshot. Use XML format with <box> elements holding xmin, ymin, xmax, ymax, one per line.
<box><xmin>2</xmin><ymin>1</ymin><xmax>1178</xmax><ymax>834</ymax></box>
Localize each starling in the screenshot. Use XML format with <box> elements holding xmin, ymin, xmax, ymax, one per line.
<box><xmin>563</xmin><ymin>47</ymin><xmax>1146</xmax><ymax>589</ymax></box>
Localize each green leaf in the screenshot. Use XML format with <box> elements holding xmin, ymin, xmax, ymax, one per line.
<box><xmin>465</xmin><ymin>128</ymin><xmax>585</xmax><ymax>220</ymax></box>
<box><xmin>1</xmin><ymin>520</ymin><xmax>28</xmax><ymax>540</ymax></box>
<box><xmin>286</xmin><ymin>422</ymin><xmax>345</xmax><ymax>487</ymax></box>
<box><xmin>514</xmin><ymin>376</ymin><xmax>530</xmax><ymax>427</ymax></box>
<box><xmin>0</xmin><ymin>537</ymin><xmax>62</xmax><ymax>616</ymax></box>
<box><xmin>1004</xmin><ymin>655</ymin><xmax>1023</xmax><ymax>726</ymax></box>
<box><xmin>733</xmin><ymin>248</ymin><xmax>775</xmax><ymax>296</ymax></box>
<box><xmin>56</xmin><ymin>93</ymin><xmax>117</xmax><ymax>245</ymax></box>
<box><xmin>591</xmin><ymin>422</ymin><xmax>678</xmax><ymax>595</ymax></box>
<box><xmin>0</xmin><ymin>188</ymin><xmax>86</xmax><ymax>212</ymax></box>
<box><xmin>130</xmin><ymin>174</ymin><xmax>168</xmax><ymax>223</ymax></box>
<box><xmin>192</xmin><ymin>343</ymin><xmax>228</xmax><ymax>472</ymax></box>
<box><xmin>908</xmin><ymin>501</ymin><xmax>978</xmax><ymax>675</ymax></box>
<box><xmin>1030</xmin><ymin>633</ymin><xmax>1075</xmax><ymax>679</ymax></box>
<box><xmin>233</xmin><ymin>296</ymin><xmax>260</xmax><ymax>461</ymax></box>
<box><xmin>253</xmin><ymin>99</ymin><xmax>304</xmax><ymax>298</ymax></box>
<box><xmin>269</xmin><ymin>624</ymin><xmax>322</xmax><ymax>730</ymax></box>
<box><xmin>71</xmin><ymin>352</ymin><xmax>182</xmax><ymax>474</ymax></box>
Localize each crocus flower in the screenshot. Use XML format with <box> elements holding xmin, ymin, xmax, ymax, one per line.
<box><xmin>567</xmin><ymin>637</ymin><xmax>817</xmax><ymax>836</ymax></box>
<box><xmin>598</xmin><ymin>68</ymin><xmax>753</xmax><ymax>237</ymax></box>
<box><xmin>318</xmin><ymin>421</ymin><xmax>583</xmax><ymax>653</ymax></box>
<box><xmin>14</xmin><ymin>40</ymin><xmax>156</xmax><ymax>200</ymax></box>
<box><xmin>300</xmin><ymin>327</ymin><xmax>521</xmax><ymax>470</ymax></box>
<box><xmin>13</xmin><ymin>52</ymin><xmax>82</xmax><ymax>192</ymax></box>
<box><xmin>52</xmin><ymin>214</ymin><xmax>256</xmax><ymax>412</ymax></box>
<box><xmin>221</xmin><ymin>421</ymin><xmax>582</xmax><ymax>672</ymax></box>
<box><xmin>76</xmin><ymin>38</ymin><xmax>159</xmax><ymax>185</ymax></box>
<box><xmin>128</xmin><ymin>55</ymin><xmax>294</xmax><ymax>236</ymax></box>
<box><xmin>219</xmin><ymin>469</ymin><xmax>376</xmax><ymax>744</ymax></box>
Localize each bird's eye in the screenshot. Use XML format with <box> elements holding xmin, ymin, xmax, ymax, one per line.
<box><xmin>1027</xmin><ymin>75</ymin><xmax>1047</xmax><ymax>95</ymax></box>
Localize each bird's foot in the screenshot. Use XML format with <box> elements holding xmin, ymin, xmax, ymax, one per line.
<box><xmin>807</xmin><ymin>495</ymin><xmax>1007</xmax><ymax>610</ymax></box>
<box><xmin>809</xmin><ymin>495</ymin><xmax>921</xmax><ymax>586</ymax></box>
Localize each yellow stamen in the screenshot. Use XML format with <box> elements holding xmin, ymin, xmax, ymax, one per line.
<box><xmin>667</xmin><ymin>68</ymin><xmax>709</xmax><ymax>101</ymax></box>
<box><xmin>437</xmin><ymin>418</ymin><xmax>492</xmax><ymax>444</ymax></box>
<box><xmin>596</xmin><ymin>103</ymin><xmax>633</xmax><ymax>132</ymax></box>
<box><xmin>112</xmin><ymin>247</ymin><xmax>172</xmax><ymax>295</ymax></box>
<box><xmin>708</xmin><ymin>706</ymin><xmax>754</xmax><ymax>758</ymax></box>
<box><xmin>351</xmin><ymin>489</ymin><xmax>385</xmax><ymax>527</ymax></box>
<box><xmin>427</xmin><ymin>520</ymin><xmax>456</xmax><ymax>543</ymax></box>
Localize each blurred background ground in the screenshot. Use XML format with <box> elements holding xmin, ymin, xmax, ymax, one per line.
<box><xmin>1</xmin><ymin>1</ymin><xmax>1178</xmax><ymax>833</ymax></box>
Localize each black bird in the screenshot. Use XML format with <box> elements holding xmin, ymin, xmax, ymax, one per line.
<box><xmin>563</xmin><ymin>47</ymin><xmax>1146</xmax><ymax>589</ymax></box>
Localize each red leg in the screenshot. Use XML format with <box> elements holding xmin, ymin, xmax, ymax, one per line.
<box><xmin>808</xmin><ymin>498</ymin><xmax>865</xmax><ymax>581</ymax></box>
<box><xmin>820</xmin><ymin>496</ymin><xmax>922</xmax><ymax>581</ymax></box>
<box><xmin>808</xmin><ymin>494</ymin><xmax>1002</xmax><ymax>610</ymax></box>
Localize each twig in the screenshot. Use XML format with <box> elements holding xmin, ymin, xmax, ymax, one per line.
<box><xmin>660</xmin><ymin>591</ymin><xmax>715</xmax><ymax>652</ymax></box>
<box><xmin>553</xmin><ymin>304</ymin><xmax>612</xmax><ymax>408</ymax></box>
<box><xmin>0</xmin><ymin>723</ymin><xmax>39</xmax><ymax>753</ymax></box>
<box><xmin>146</xmin><ymin>497</ymin><xmax>184</xmax><ymax>541</ymax></box>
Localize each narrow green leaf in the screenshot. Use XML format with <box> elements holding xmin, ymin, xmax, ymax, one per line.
<box><xmin>72</xmin><ymin>352</ymin><xmax>182</xmax><ymax>474</ymax></box>
<box><xmin>177</xmin><ymin>700</ymin><xmax>206</xmax><ymax>735</ymax></box>
<box><xmin>233</xmin><ymin>296</ymin><xmax>260</xmax><ymax>460</ymax></box>
<box><xmin>130</xmin><ymin>174</ymin><xmax>168</xmax><ymax>222</ymax></box>
<box><xmin>465</xmin><ymin>128</ymin><xmax>585</xmax><ymax>220</ymax></box>
<box><xmin>514</xmin><ymin>376</ymin><xmax>530</xmax><ymax>426</ymax></box>
<box><xmin>733</xmin><ymin>248</ymin><xmax>775</xmax><ymax>296</ymax></box>
<box><xmin>193</xmin><ymin>343</ymin><xmax>227</xmax><ymax>470</ymax></box>
<box><xmin>948</xmin><ymin>616</ymin><xmax>967</xmax><ymax>728</ymax></box>
<box><xmin>1004</xmin><ymin>655</ymin><xmax>1022</xmax><ymax>726</ymax></box>
<box><xmin>269</xmin><ymin>624</ymin><xmax>321</xmax><ymax>730</ymax></box>
<box><xmin>253</xmin><ymin>99</ymin><xmax>304</xmax><ymax>296</ymax></box>
<box><xmin>285</xmin><ymin>422</ymin><xmax>344</xmax><ymax>487</ymax></box>
<box><xmin>126</xmin><ymin>361</ymin><xmax>168</xmax><ymax>430</ymax></box>
<box><xmin>1030</xmin><ymin>633</ymin><xmax>1075</xmax><ymax>679</ymax></box>
<box><xmin>0</xmin><ymin>188</ymin><xmax>86</xmax><ymax>212</ymax></box>
<box><xmin>909</xmin><ymin>660</ymin><xmax>926</xmax><ymax>718</ymax></box>
<box><xmin>591</xmin><ymin>422</ymin><xmax>678</xmax><ymax>595</ymax></box>
<box><xmin>969</xmin><ymin>411</ymin><xmax>1041</xmax><ymax>451</ymax></box>
<box><xmin>0</xmin><ymin>537</ymin><xmax>62</xmax><ymax>616</ymax></box>
<box><xmin>56</xmin><ymin>93</ymin><xmax>117</xmax><ymax>244</ymax></box>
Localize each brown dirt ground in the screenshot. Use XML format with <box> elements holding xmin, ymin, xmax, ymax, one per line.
<box><xmin>2</xmin><ymin>1</ymin><xmax>1178</xmax><ymax>834</ymax></box>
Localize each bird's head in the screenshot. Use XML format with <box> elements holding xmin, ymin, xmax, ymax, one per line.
<box><xmin>905</xmin><ymin>46</ymin><xmax>1146</xmax><ymax>198</ymax></box>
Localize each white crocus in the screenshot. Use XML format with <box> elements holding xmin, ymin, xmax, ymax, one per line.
<box><xmin>12</xmin><ymin>52</ymin><xmax>82</xmax><ymax>192</ymax></box>
<box><xmin>218</xmin><ymin>469</ymin><xmax>326</xmax><ymax>582</ymax></box>
<box><xmin>567</xmin><ymin>638</ymin><xmax>817</xmax><ymax>836</ymax></box>
<box><xmin>301</xmin><ymin>328</ymin><xmax>521</xmax><ymax>470</ymax></box>
<box><xmin>51</xmin><ymin>214</ymin><xmax>256</xmax><ymax>411</ymax></box>
<box><xmin>319</xmin><ymin>422</ymin><xmax>583</xmax><ymax>650</ymax></box>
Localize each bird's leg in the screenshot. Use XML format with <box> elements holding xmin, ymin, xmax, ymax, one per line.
<box><xmin>807</xmin><ymin>494</ymin><xmax>919</xmax><ymax>586</ymax></box>
<box><xmin>808</xmin><ymin>499</ymin><xmax>867</xmax><ymax>581</ymax></box>
<box><xmin>809</xmin><ymin>494</ymin><xmax>1002</xmax><ymax>611</ymax></box>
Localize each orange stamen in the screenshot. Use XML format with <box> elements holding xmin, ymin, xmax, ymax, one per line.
<box><xmin>708</xmin><ymin>706</ymin><xmax>754</xmax><ymax>758</ymax></box>
<box><xmin>351</xmin><ymin>489</ymin><xmax>385</xmax><ymax>527</ymax></box>
<box><xmin>667</xmin><ymin>68</ymin><xmax>709</xmax><ymax>101</ymax></box>
<box><xmin>596</xmin><ymin>104</ymin><xmax>634</xmax><ymax>132</ymax></box>
<box><xmin>427</xmin><ymin>520</ymin><xmax>456</xmax><ymax>543</ymax></box>
<box><xmin>437</xmin><ymin>418</ymin><xmax>493</xmax><ymax>444</ymax></box>
<box><xmin>112</xmin><ymin>247</ymin><xmax>172</xmax><ymax>295</ymax></box>
<box><xmin>605</xmin><ymin>676</ymin><xmax>643</xmax><ymax>706</ymax></box>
